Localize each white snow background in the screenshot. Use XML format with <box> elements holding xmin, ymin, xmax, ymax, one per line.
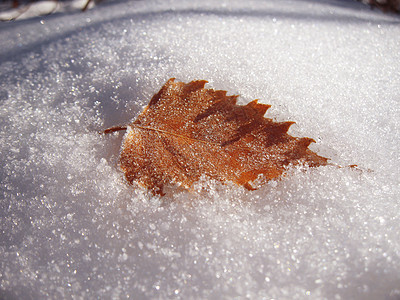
<box><xmin>1</xmin><ymin>0</ymin><xmax>400</xmax><ymax>299</ymax></box>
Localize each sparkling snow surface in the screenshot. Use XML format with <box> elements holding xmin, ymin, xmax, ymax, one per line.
<box><xmin>1</xmin><ymin>0</ymin><xmax>399</xmax><ymax>299</ymax></box>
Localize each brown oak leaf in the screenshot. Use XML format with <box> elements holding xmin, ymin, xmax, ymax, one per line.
<box><xmin>104</xmin><ymin>78</ymin><xmax>328</xmax><ymax>195</ymax></box>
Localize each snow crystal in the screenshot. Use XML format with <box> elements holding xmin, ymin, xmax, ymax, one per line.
<box><xmin>1</xmin><ymin>0</ymin><xmax>399</xmax><ymax>299</ymax></box>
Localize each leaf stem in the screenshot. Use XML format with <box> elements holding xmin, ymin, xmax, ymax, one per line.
<box><xmin>102</xmin><ymin>125</ymin><xmax>128</xmax><ymax>134</ymax></box>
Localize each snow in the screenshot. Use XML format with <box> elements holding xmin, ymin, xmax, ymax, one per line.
<box><xmin>1</xmin><ymin>0</ymin><xmax>399</xmax><ymax>299</ymax></box>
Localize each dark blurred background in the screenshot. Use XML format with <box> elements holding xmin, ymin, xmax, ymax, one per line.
<box><xmin>0</xmin><ymin>0</ymin><xmax>399</xmax><ymax>22</ymax></box>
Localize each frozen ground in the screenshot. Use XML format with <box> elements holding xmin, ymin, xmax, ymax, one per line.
<box><xmin>1</xmin><ymin>0</ymin><xmax>399</xmax><ymax>299</ymax></box>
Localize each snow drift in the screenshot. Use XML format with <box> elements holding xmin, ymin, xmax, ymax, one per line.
<box><xmin>1</xmin><ymin>0</ymin><xmax>399</xmax><ymax>299</ymax></box>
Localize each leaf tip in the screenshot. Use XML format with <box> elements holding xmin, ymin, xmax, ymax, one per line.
<box><xmin>279</xmin><ymin>121</ymin><xmax>295</xmax><ymax>133</ymax></box>
<box><xmin>246</xmin><ymin>99</ymin><xmax>271</xmax><ymax>116</ymax></box>
<box><xmin>182</xmin><ymin>79</ymin><xmax>209</xmax><ymax>95</ymax></box>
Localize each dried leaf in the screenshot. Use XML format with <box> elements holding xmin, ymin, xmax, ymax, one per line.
<box><xmin>105</xmin><ymin>78</ymin><xmax>328</xmax><ymax>194</ymax></box>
